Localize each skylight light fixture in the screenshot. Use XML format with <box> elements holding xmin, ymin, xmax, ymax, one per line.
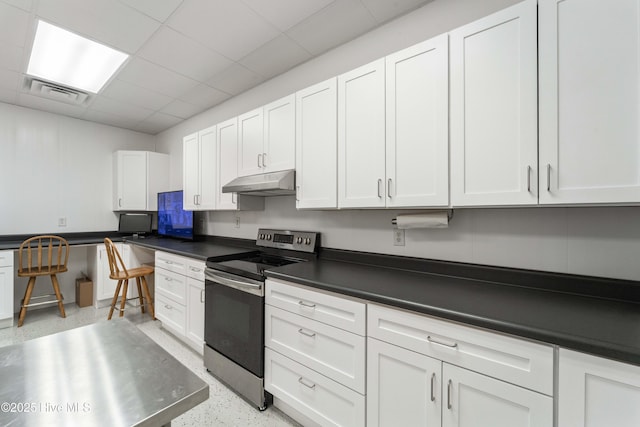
<box><xmin>27</xmin><ymin>20</ymin><xmax>129</xmax><ymax>94</ymax></box>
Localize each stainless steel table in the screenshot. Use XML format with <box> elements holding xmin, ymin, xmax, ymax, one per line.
<box><xmin>0</xmin><ymin>320</ymin><xmax>209</xmax><ymax>426</ymax></box>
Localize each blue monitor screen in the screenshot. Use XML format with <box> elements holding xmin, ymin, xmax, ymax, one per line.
<box><xmin>157</xmin><ymin>190</ymin><xmax>193</xmax><ymax>240</ymax></box>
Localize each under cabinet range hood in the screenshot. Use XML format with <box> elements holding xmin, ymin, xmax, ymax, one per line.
<box><xmin>222</xmin><ymin>169</ymin><xmax>295</xmax><ymax>196</ymax></box>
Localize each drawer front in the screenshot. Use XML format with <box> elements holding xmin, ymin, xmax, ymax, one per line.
<box><xmin>368</xmin><ymin>303</ymin><xmax>554</xmax><ymax>396</ymax></box>
<box><xmin>266</xmin><ymin>305</ymin><xmax>365</xmax><ymax>393</ymax></box>
<box><xmin>0</xmin><ymin>251</ymin><xmax>12</xmax><ymax>268</ymax></box>
<box><xmin>266</xmin><ymin>278</ymin><xmax>366</xmax><ymax>335</ymax></box>
<box><xmin>185</xmin><ymin>258</ymin><xmax>205</xmax><ymax>281</ymax></box>
<box><xmin>265</xmin><ymin>348</ymin><xmax>365</xmax><ymax>427</ymax></box>
<box><xmin>155</xmin><ymin>269</ymin><xmax>186</xmax><ymax>305</ymax></box>
<box><xmin>155</xmin><ymin>251</ymin><xmax>187</xmax><ymax>275</ymax></box>
<box><xmin>156</xmin><ymin>293</ymin><xmax>186</xmax><ymax>336</ymax></box>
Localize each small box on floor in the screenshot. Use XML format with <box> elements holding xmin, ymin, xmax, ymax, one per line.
<box><xmin>75</xmin><ymin>277</ymin><xmax>93</xmax><ymax>308</ymax></box>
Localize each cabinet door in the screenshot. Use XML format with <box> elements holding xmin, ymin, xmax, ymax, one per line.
<box><xmin>539</xmin><ymin>0</ymin><xmax>640</xmax><ymax>204</ymax></box>
<box><xmin>295</xmin><ymin>78</ymin><xmax>338</xmax><ymax>209</ymax></box>
<box><xmin>558</xmin><ymin>349</ymin><xmax>640</xmax><ymax>427</ymax></box>
<box><xmin>443</xmin><ymin>364</ymin><xmax>553</xmax><ymax>427</ymax></box>
<box><xmin>367</xmin><ymin>337</ymin><xmax>441</xmax><ymax>427</ymax></box>
<box><xmin>183</xmin><ymin>132</ymin><xmax>199</xmax><ymax>210</ymax></box>
<box><xmin>338</xmin><ymin>59</ymin><xmax>386</xmax><ymax>208</ymax></box>
<box><xmin>238</xmin><ymin>107</ymin><xmax>264</xmax><ymax>177</ymax></box>
<box><xmin>197</xmin><ymin>126</ymin><xmax>217</xmax><ymax>210</ymax></box>
<box><xmin>450</xmin><ymin>0</ymin><xmax>538</xmax><ymax>206</ymax></box>
<box><xmin>186</xmin><ymin>278</ymin><xmax>204</xmax><ymax>354</ymax></box>
<box><xmin>386</xmin><ymin>34</ymin><xmax>449</xmax><ymax>207</ymax></box>
<box><xmin>0</xmin><ymin>266</ymin><xmax>13</xmax><ymax>322</ymax></box>
<box><xmin>264</xmin><ymin>94</ymin><xmax>295</xmax><ymax>173</ymax></box>
<box><xmin>217</xmin><ymin>118</ymin><xmax>239</xmax><ymax>210</ymax></box>
<box><xmin>114</xmin><ymin>151</ymin><xmax>147</xmax><ymax>210</ymax></box>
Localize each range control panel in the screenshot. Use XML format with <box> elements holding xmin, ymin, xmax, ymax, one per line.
<box><xmin>256</xmin><ymin>229</ymin><xmax>319</xmax><ymax>253</ymax></box>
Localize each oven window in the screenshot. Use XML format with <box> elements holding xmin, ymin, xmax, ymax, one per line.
<box><xmin>204</xmin><ymin>280</ymin><xmax>264</xmax><ymax>377</ymax></box>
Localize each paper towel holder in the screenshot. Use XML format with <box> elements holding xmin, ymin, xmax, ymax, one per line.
<box><xmin>391</xmin><ymin>209</ymin><xmax>454</xmax><ymax>225</ymax></box>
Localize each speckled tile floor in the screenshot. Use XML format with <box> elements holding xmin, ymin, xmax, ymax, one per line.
<box><xmin>0</xmin><ymin>305</ymin><xmax>301</xmax><ymax>427</ymax></box>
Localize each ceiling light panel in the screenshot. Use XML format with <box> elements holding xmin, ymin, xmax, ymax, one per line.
<box><xmin>27</xmin><ymin>20</ymin><xmax>128</xmax><ymax>93</ymax></box>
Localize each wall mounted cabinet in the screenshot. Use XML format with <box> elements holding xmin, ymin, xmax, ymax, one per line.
<box><xmin>183</xmin><ymin>126</ymin><xmax>217</xmax><ymax>211</ymax></box>
<box><xmin>113</xmin><ymin>150</ymin><xmax>169</xmax><ymax>211</ymax></box>
<box><xmin>450</xmin><ymin>0</ymin><xmax>538</xmax><ymax>207</ymax></box>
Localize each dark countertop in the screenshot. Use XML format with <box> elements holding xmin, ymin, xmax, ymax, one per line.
<box><xmin>266</xmin><ymin>257</ymin><xmax>640</xmax><ymax>366</ymax></box>
<box><xmin>124</xmin><ymin>236</ymin><xmax>256</xmax><ymax>261</ymax></box>
<box><xmin>0</xmin><ymin>232</ymin><xmax>124</xmax><ymax>250</ymax></box>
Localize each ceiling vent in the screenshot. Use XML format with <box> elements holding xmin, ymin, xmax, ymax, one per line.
<box><xmin>23</xmin><ymin>77</ymin><xmax>91</xmax><ymax>106</ymax></box>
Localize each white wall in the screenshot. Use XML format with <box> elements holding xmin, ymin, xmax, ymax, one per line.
<box><xmin>0</xmin><ymin>102</ymin><xmax>156</xmax><ymax>235</ymax></box>
<box><xmin>155</xmin><ymin>0</ymin><xmax>640</xmax><ymax>283</ymax></box>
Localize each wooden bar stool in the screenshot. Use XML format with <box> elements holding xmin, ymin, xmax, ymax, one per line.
<box><xmin>17</xmin><ymin>235</ymin><xmax>69</xmax><ymax>327</ymax></box>
<box><xmin>104</xmin><ymin>238</ymin><xmax>155</xmax><ymax>320</ymax></box>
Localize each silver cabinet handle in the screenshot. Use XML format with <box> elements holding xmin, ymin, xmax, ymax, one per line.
<box><xmin>298</xmin><ymin>328</ymin><xmax>316</xmax><ymax>338</ymax></box>
<box><xmin>546</xmin><ymin>164</ymin><xmax>551</xmax><ymax>192</ymax></box>
<box><xmin>430</xmin><ymin>373</ymin><xmax>436</xmax><ymax>402</ymax></box>
<box><xmin>262</xmin><ymin>152</ymin><xmax>267</xmax><ymax>167</ymax></box>
<box><xmin>164</xmin><ymin>304</ymin><xmax>172</xmax><ymax>310</ymax></box>
<box><xmin>387</xmin><ymin>178</ymin><xmax>392</xmax><ymax>198</ymax></box>
<box><xmin>164</xmin><ymin>277</ymin><xmax>173</xmax><ymax>282</ymax></box>
<box><xmin>118</xmin><ymin>198</ymin><xmax>122</xmax><ymax>207</ymax></box>
<box><xmin>200</xmin><ymin>289</ymin><xmax>205</xmax><ymax>303</ymax></box>
<box><xmin>527</xmin><ymin>165</ymin><xmax>532</xmax><ymax>193</ymax></box>
<box><xmin>427</xmin><ymin>335</ymin><xmax>458</xmax><ymax>349</ymax></box>
<box><xmin>377</xmin><ymin>179</ymin><xmax>382</xmax><ymax>198</ymax></box>
<box><xmin>296</xmin><ymin>186</ymin><xmax>300</xmax><ymax>202</ymax></box>
<box><xmin>447</xmin><ymin>379</ymin><xmax>453</xmax><ymax>409</ymax></box>
<box><xmin>190</xmin><ymin>266</ymin><xmax>202</xmax><ymax>272</ymax></box>
<box><xmin>298</xmin><ymin>300</ymin><xmax>316</xmax><ymax>309</ymax></box>
<box><xmin>298</xmin><ymin>377</ymin><xmax>316</xmax><ymax>389</ymax></box>
<box><xmin>232</xmin><ymin>193</ymin><xmax>237</xmax><ymax>204</ymax></box>
<box><xmin>258</xmin><ymin>153</ymin><xmax>262</xmax><ymax>168</ymax></box>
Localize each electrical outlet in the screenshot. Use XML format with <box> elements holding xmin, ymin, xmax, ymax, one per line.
<box><xmin>235</xmin><ymin>216</ymin><xmax>240</xmax><ymax>228</ymax></box>
<box><xmin>393</xmin><ymin>229</ymin><xmax>405</xmax><ymax>246</ymax></box>
<box><xmin>58</xmin><ymin>217</ymin><xmax>67</xmax><ymax>227</ymax></box>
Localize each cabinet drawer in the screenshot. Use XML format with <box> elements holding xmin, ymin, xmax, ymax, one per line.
<box><xmin>155</xmin><ymin>251</ymin><xmax>187</xmax><ymax>275</ymax></box>
<box><xmin>265</xmin><ymin>348</ymin><xmax>365</xmax><ymax>427</ymax></box>
<box><xmin>266</xmin><ymin>278</ymin><xmax>366</xmax><ymax>335</ymax></box>
<box><xmin>185</xmin><ymin>258</ymin><xmax>205</xmax><ymax>281</ymax></box>
<box><xmin>156</xmin><ymin>293</ymin><xmax>186</xmax><ymax>336</ymax></box>
<box><xmin>266</xmin><ymin>305</ymin><xmax>365</xmax><ymax>393</ymax></box>
<box><xmin>368</xmin><ymin>303</ymin><xmax>554</xmax><ymax>395</ymax></box>
<box><xmin>0</xmin><ymin>251</ymin><xmax>12</xmax><ymax>268</ymax></box>
<box><xmin>155</xmin><ymin>269</ymin><xmax>186</xmax><ymax>305</ymax></box>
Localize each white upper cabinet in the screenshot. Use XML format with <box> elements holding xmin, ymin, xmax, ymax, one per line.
<box><xmin>450</xmin><ymin>0</ymin><xmax>538</xmax><ymax>206</ymax></box>
<box><xmin>539</xmin><ymin>0</ymin><xmax>640</xmax><ymax>204</ymax></box>
<box><xmin>183</xmin><ymin>126</ymin><xmax>216</xmax><ymax>211</ymax></box>
<box><xmin>237</xmin><ymin>95</ymin><xmax>296</xmax><ymax>177</ymax></box>
<box><xmin>386</xmin><ymin>34</ymin><xmax>449</xmax><ymax>207</ymax></box>
<box><xmin>295</xmin><ymin>78</ymin><xmax>338</xmax><ymax>209</ymax></box>
<box><xmin>338</xmin><ymin>59</ymin><xmax>387</xmax><ymax>208</ymax></box>
<box><xmin>113</xmin><ymin>150</ymin><xmax>169</xmax><ymax>211</ymax></box>
<box><xmin>216</xmin><ymin>118</ymin><xmax>239</xmax><ymax>210</ymax></box>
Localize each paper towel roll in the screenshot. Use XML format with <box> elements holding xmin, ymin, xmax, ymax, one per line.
<box><xmin>395</xmin><ymin>212</ymin><xmax>449</xmax><ymax>229</ymax></box>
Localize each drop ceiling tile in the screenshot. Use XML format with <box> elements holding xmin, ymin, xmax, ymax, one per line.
<box><xmin>118</xmin><ymin>0</ymin><xmax>183</xmax><ymax>22</ymax></box>
<box><xmin>240</xmin><ymin>35</ymin><xmax>311</xmax><ymax>80</ymax></box>
<box><xmin>208</xmin><ymin>63</ymin><xmax>264</xmax><ymax>96</ymax></box>
<box><xmin>0</xmin><ymin>88</ymin><xmax>17</xmax><ymax>104</ymax></box>
<box><xmin>0</xmin><ymin>44</ymin><xmax>24</xmax><ymax>72</ymax></box>
<box><xmin>36</xmin><ymin>0</ymin><xmax>160</xmax><ymax>53</ymax></box>
<box><xmin>160</xmin><ymin>99</ymin><xmax>202</xmax><ymax>119</ymax></box>
<box><xmin>360</xmin><ymin>0</ymin><xmax>432</xmax><ymax>22</ymax></box>
<box><xmin>100</xmin><ymin>79</ymin><xmax>173</xmax><ymax>111</ymax></box>
<box><xmin>168</xmin><ymin>0</ymin><xmax>280</xmax><ymax>61</ymax></box>
<box><xmin>0</xmin><ymin>0</ymin><xmax>33</xmax><ymax>12</ymax></box>
<box><xmin>136</xmin><ymin>111</ymin><xmax>183</xmax><ymax>134</ymax></box>
<box><xmin>0</xmin><ymin>69</ymin><xmax>21</xmax><ymax>91</ymax></box>
<box><xmin>241</xmin><ymin>0</ymin><xmax>335</xmax><ymax>31</ymax></box>
<box><xmin>89</xmin><ymin>96</ymin><xmax>155</xmax><ymax>122</ymax></box>
<box><xmin>17</xmin><ymin>92</ymin><xmax>87</xmax><ymax>118</ymax></box>
<box><xmin>138</xmin><ymin>26</ymin><xmax>233</xmax><ymax>81</ymax></box>
<box><xmin>0</xmin><ymin>2</ymin><xmax>30</xmax><ymax>47</ymax></box>
<box><xmin>83</xmin><ymin>109</ymin><xmax>143</xmax><ymax>131</ymax></box>
<box><xmin>286</xmin><ymin>0</ymin><xmax>377</xmax><ymax>55</ymax></box>
<box><xmin>117</xmin><ymin>57</ymin><xmax>200</xmax><ymax>98</ymax></box>
<box><xmin>179</xmin><ymin>84</ymin><xmax>231</xmax><ymax>109</ymax></box>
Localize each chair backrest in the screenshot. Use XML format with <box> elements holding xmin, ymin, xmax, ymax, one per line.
<box><xmin>18</xmin><ymin>235</ymin><xmax>69</xmax><ymax>274</ymax></box>
<box><xmin>104</xmin><ymin>238</ymin><xmax>128</xmax><ymax>278</ymax></box>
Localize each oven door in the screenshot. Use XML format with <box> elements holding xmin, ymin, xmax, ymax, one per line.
<box><xmin>204</xmin><ymin>269</ymin><xmax>265</xmax><ymax>377</ymax></box>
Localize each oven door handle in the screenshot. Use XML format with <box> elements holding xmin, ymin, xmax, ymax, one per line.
<box><xmin>205</xmin><ymin>269</ymin><xmax>264</xmax><ymax>297</ymax></box>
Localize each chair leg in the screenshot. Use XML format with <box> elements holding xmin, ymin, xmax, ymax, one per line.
<box><xmin>50</xmin><ymin>274</ymin><xmax>66</xmax><ymax>319</ymax></box>
<box><xmin>141</xmin><ymin>276</ymin><xmax>154</xmax><ymax>320</ymax></box>
<box><xmin>108</xmin><ymin>280</ymin><xmax>123</xmax><ymax>320</ymax></box>
<box><xmin>136</xmin><ymin>277</ymin><xmax>145</xmax><ymax>314</ymax></box>
<box><xmin>119</xmin><ymin>279</ymin><xmax>129</xmax><ymax>317</ymax></box>
<box><xmin>18</xmin><ymin>277</ymin><xmax>36</xmax><ymax>327</ymax></box>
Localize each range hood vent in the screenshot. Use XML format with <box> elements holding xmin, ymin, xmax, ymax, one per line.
<box><xmin>24</xmin><ymin>77</ymin><xmax>91</xmax><ymax>106</ymax></box>
<box><xmin>222</xmin><ymin>169</ymin><xmax>295</xmax><ymax>196</ymax></box>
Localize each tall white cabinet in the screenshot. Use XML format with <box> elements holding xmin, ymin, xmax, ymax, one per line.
<box><xmin>0</xmin><ymin>251</ymin><xmax>13</xmax><ymax>328</ymax></box>
<box><xmin>450</xmin><ymin>0</ymin><xmax>538</xmax><ymax>206</ymax></box>
<box><xmin>539</xmin><ymin>0</ymin><xmax>640</xmax><ymax>204</ymax></box>
<box><xmin>183</xmin><ymin>126</ymin><xmax>217</xmax><ymax>211</ymax></box>
<box><xmin>216</xmin><ymin>118</ymin><xmax>240</xmax><ymax>210</ymax></box>
<box><xmin>113</xmin><ymin>151</ymin><xmax>169</xmax><ymax>211</ymax></box>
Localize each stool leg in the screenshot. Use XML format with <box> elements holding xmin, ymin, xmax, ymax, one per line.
<box><xmin>141</xmin><ymin>276</ymin><xmax>154</xmax><ymax>320</ymax></box>
<box><xmin>136</xmin><ymin>277</ymin><xmax>145</xmax><ymax>314</ymax></box>
<box><xmin>119</xmin><ymin>279</ymin><xmax>129</xmax><ymax>317</ymax></box>
<box><xmin>50</xmin><ymin>274</ymin><xmax>66</xmax><ymax>319</ymax></box>
<box><xmin>108</xmin><ymin>280</ymin><xmax>123</xmax><ymax>320</ymax></box>
<box><xmin>18</xmin><ymin>276</ymin><xmax>36</xmax><ymax>327</ymax></box>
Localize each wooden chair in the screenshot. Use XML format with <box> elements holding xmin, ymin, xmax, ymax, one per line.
<box><xmin>104</xmin><ymin>238</ymin><xmax>155</xmax><ymax>320</ymax></box>
<box><xmin>17</xmin><ymin>235</ymin><xmax>69</xmax><ymax>327</ymax></box>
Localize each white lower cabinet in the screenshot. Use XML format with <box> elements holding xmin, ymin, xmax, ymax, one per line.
<box><xmin>558</xmin><ymin>349</ymin><xmax>640</xmax><ymax>427</ymax></box>
<box><xmin>155</xmin><ymin>251</ymin><xmax>205</xmax><ymax>354</ymax></box>
<box><xmin>0</xmin><ymin>250</ymin><xmax>13</xmax><ymax>328</ymax></box>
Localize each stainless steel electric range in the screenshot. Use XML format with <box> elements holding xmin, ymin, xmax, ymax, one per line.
<box><xmin>203</xmin><ymin>229</ymin><xmax>320</xmax><ymax>410</ymax></box>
